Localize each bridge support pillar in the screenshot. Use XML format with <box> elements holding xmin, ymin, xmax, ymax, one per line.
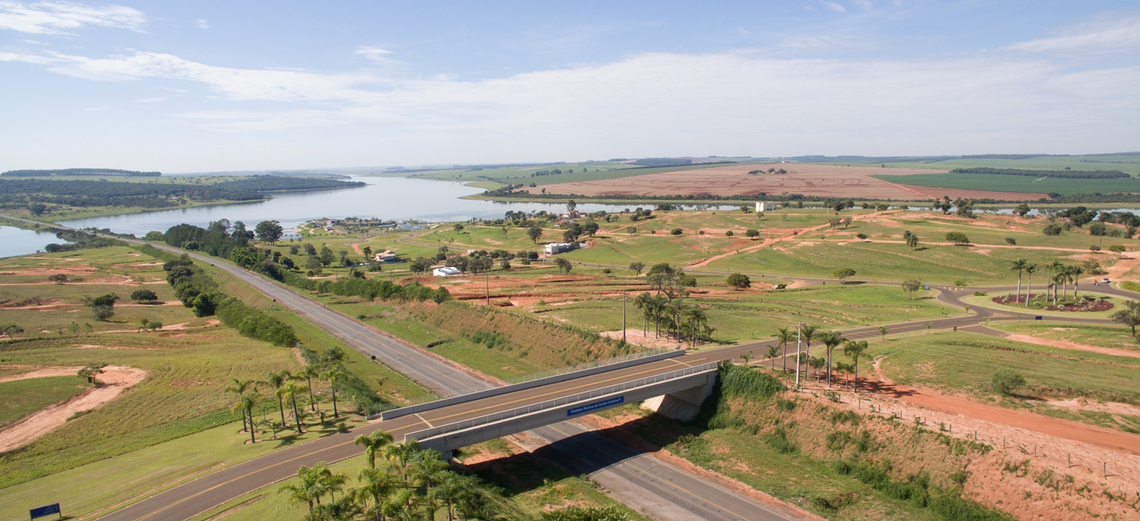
<box><xmin>641</xmin><ymin>372</ymin><xmax>716</xmax><ymax>421</ymax></box>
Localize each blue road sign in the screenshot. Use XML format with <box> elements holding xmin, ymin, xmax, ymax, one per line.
<box><xmin>30</xmin><ymin>503</ymin><xmax>60</xmax><ymax>520</ymax></box>
<box><xmin>567</xmin><ymin>396</ymin><xmax>624</xmax><ymax>416</ymax></box>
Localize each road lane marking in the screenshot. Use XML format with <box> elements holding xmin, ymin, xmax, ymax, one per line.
<box><xmin>544</xmin><ymin>424</ymin><xmax>753</xmax><ymax>521</ymax></box>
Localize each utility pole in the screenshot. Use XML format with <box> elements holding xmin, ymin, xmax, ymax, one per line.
<box><xmin>795</xmin><ymin>321</ymin><xmax>802</xmax><ymax>387</ymax></box>
<box><xmin>622</xmin><ymin>295</ymin><xmax>627</xmax><ymax>344</ymax></box>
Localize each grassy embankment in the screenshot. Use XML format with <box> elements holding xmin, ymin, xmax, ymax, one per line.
<box><xmin>187</xmin><ymin>441</ymin><xmax>649</xmax><ymax>521</ymax></box>
<box><xmin>614</xmin><ymin>364</ymin><xmax>1021</xmax><ymax>521</ymax></box>
<box><xmin>871</xmin><ymin>331</ymin><xmax>1140</xmax><ymax>433</ymax></box>
<box><xmin>0</xmin><ymin>245</ymin><xmax>424</xmax><ymax>520</ymax></box>
<box><xmin>992</xmin><ymin>322</ymin><xmax>1139</xmax><ymax>352</ymax></box>
<box><xmin>0</xmin><ymin>376</ymin><xmax>88</xmax><ymax>428</ymax></box>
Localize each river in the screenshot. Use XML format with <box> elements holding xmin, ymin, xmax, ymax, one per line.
<box><xmin>56</xmin><ymin>176</ymin><xmax>726</xmax><ymax>237</ymax></box>
<box><xmin>0</xmin><ymin>226</ymin><xmax>72</xmax><ymax>259</ymax></box>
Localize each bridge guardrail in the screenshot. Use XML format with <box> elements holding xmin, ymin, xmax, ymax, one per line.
<box><xmin>404</xmin><ymin>362</ymin><xmax>717</xmax><ymax>442</ymax></box>
<box><xmin>380</xmin><ymin>347</ymin><xmax>683</xmax><ymax>420</ymax></box>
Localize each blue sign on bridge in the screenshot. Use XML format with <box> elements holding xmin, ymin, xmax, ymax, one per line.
<box><xmin>567</xmin><ymin>396</ymin><xmax>624</xmax><ymax>416</ymax></box>
<box><xmin>30</xmin><ymin>503</ymin><xmax>61</xmax><ymax>520</ymax></box>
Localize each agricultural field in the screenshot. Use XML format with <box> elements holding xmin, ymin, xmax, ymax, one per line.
<box><xmin>375</xmin><ymin>160</ymin><xmax>750</xmax><ymax>187</ymax></box>
<box><xmin>873</xmin><ymin>154</ymin><xmax>1140</xmax><ymax>176</ymax></box>
<box><xmin>873</xmin><ymin>172</ymin><xmax>1140</xmax><ymax>196</ymax></box>
<box><xmin>537</xmin><ymin>163</ymin><xmax>950</xmax><ymax>200</ymax></box>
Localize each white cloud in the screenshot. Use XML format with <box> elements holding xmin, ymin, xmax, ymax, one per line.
<box><xmin>825</xmin><ymin>2</ymin><xmax>846</xmax><ymax>13</ymax></box>
<box><xmin>355</xmin><ymin>46</ymin><xmax>400</xmax><ymax>65</ymax></box>
<box><xmin>853</xmin><ymin>0</ymin><xmax>872</xmax><ymax>11</ymax></box>
<box><xmin>1007</xmin><ymin>16</ymin><xmax>1140</xmax><ymax>54</ymax></box>
<box><xmin>5</xmin><ymin>44</ymin><xmax>1139</xmax><ymax>160</ymax></box>
<box><xmin>195</xmin><ymin>18</ymin><xmax>207</xmax><ymax>29</ymax></box>
<box><xmin>0</xmin><ymin>1</ymin><xmax>145</xmax><ymax>34</ymax></box>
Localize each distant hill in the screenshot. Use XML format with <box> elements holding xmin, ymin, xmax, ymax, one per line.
<box><xmin>2</xmin><ymin>168</ymin><xmax>161</xmax><ymax>177</ymax></box>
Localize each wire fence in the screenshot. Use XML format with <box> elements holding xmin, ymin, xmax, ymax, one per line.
<box><xmin>405</xmin><ymin>361</ymin><xmax>717</xmax><ymax>442</ymax></box>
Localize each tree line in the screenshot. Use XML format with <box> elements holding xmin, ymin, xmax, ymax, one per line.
<box><xmin>951</xmin><ymin>167</ymin><xmax>1131</xmax><ymax>179</ymax></box>
<box><xmin>1</xmin><ymin>168</ymin><xmax>161</xmax><ymax>177</ymax></box>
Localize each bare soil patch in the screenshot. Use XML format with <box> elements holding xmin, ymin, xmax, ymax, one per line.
<box><xmin>538</xmin><ymin>163</ymin><xmax>1046</xmax><ymax>201</ymax></box>
<box><xmin>1003</xmin><ymin>333</ymin><xmax>1140</xmax><ymax>360</ymax></box>
<box><xmin>599</xmin><ymin>328</ymin><xmax>682</xmax><ymax>349</ymax></box>
<box><xmin>0</xmin><ymin>365</ymin><xmax>146</xmax><ymax>453</ymax></box>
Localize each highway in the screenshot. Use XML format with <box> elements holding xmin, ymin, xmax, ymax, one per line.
<box><xmin>8</xmin><ymin>216</ymin><xmax>1128</xmax><ymax>521</ymax></box>
<box><xmin>94</xmin><ymin>241</ymin><xmax>802</xmax><ymax>521</ymax></box>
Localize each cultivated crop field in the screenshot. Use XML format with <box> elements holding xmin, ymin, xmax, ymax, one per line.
<box><xmin>538</xmin><ymin>163</ymin><xmax>948</xmax><ymax>199</ymax></box>
<box><xmin>874</xmin><ymin>172</ymin><xmax>1140</xmax><ymax>196</ymax></box>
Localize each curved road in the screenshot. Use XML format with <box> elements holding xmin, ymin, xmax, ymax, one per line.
<box><xmin>6</xmin><ymin>216</ymin><xmax>1131</xmax><ymax>521</ymax></box>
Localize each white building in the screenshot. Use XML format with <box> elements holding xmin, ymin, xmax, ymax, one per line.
<box><xmin>432</xmin><ymin>266</ymin><xmax>462</xmax><ymax>277</ymax></box>
<box><xmin>544</xmin><ymin>242</ymin><xmax>582</xmax><ymax>255</ymax></box>
<box><xmin>374</xmin><ymin>250</ymin><xmax>398</xmax><ymax>262</ymax></box>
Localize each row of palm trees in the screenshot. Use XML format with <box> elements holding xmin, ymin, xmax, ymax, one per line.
<box><xmin>630</xmin><ymin>292</ymin><xmax>712</xmax><ymax>347</ymax></box>
<box><xmin>764</xmin><ymin>325</ymin><xmax>870</xmax><ymax>392</ymax></box>
<box><xmin>281</xmin><ymin>432</ymin><xmax>516</xmax><ymax>521</ymax></box>
<box><xmin>1010</xmin><ymin>259</ymin><xmax>1087</xmax><ymax>307</ymax></box>
<box><xmin>227</xmin><ymin>348</ymin><xmax>349</xmax><ymax>444</ymax></box>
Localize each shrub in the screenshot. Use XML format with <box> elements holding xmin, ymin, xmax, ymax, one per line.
<box><xmin>726</xmin><ymin>273</ymin><xmax>751</xmax><ymax>289</ymax></box>
<box><xmin>1043</xmin><ymin>224</ymin><xmax>1063</xmax><ymax>236</ymax></box>
<box><xmin>130</xmin><ymin>289</ymin><xmax>158</xmax><ymax>303</ymax></box>
<box><xmin>1089</xmin><ymin>245</ymin><xmax>1101</xmax><ymax>252</ymax></box>
<box><xmin>1109</xmin><ymin>244</ymin><xmax>1126</xmax><ymax>253</ymax></box>
<box><xmin>670</xmin><ymin>227</ymin><xmax>683</xmax><ymax>236</ymax></box>
<box><xmin>992</xmin><ymin>370</ymin><xmax>1026</xmax><ymax>396</ymax></box>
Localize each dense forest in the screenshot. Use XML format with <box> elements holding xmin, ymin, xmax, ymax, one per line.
<box><xmin>1</xmin><ymin>168</ymin><xmax>161</xmax><ymax>177</ymax></box>
<box><xmin>951</xmin><ymin>167</ymin><xmax>1131</xmax><ymax>179</ymax></box>
<box><xmin>210</xmin><ymin>175</ymin><xmax>365</xmax><ymax>192</ymax></box>
<box><xmin>0</xmin><ymin>175</ymin><xmax>363</xmax><ymax>214</ymax></box>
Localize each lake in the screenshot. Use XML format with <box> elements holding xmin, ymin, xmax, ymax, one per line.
<box><xmin>0</xmin><ymin>226</ymin><xmax>71</xmax><ymax>259</ymax></box>
<box><xmin>57</xmin><ymin>176</ymin><xmax>729</xmax><ymax>236</ymax></box>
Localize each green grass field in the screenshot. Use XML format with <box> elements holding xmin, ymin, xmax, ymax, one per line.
<box><xmin>991</xmin><ymin>322</ymin><xmax>1139</xmax><ymax>352</ymax></box>
<box><xmin>0</xmin><ymin>413</ymin><xmax>361</xmax><ymax>521</ymax></box>
<box><xmin>873</xmin><ymin>173</ymin><xmax>1140</xmax><ymax>195</ymax></box>
<box><xmin>872</xmin><ymin>332</ymin><xmax>1140</xmax><ymax>403</ymax></box>
<box><xmin>812</xmin><ymin>153</ymin><xmax>1140</xmax><ymax>175</ymax></box>
<box><xmin>0</xmin><ymin>375</ymin><xmax>88</xmax><ymax>427</ymax></box>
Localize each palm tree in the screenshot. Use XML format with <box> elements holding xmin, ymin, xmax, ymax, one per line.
<box><xmin>683</xmin><ymin>307</ymin><xmax>708</xmax><ymax>347</ymax></box>
<box><xmin>799</xmin><ymin>324</ymin><xmax>818</xmax><ymax>378</ymax></box>
<box><xmin>408</xmin><ymin>451</ymin><xmax>450</xmax><ymax>517</ymax></box>
<box><xmin>878</xmin><ymin>325</ymin><xmax>888</xmax><ymax>340</ymax></box>
<box><xmin>355</xmin><ymin>430</ymin><xmax>394</xmax><ymax>469</ymax></box>
<box><xmin>280</xmin><ymin>380</ymin><xmax>307</xmax><ymax>434</ymax></box>
<box><xmin>766</xmin><ymin>345</ymin><xmax>780</xmax><ymax>369</ymax></box>
<box><xmin>632</xmin><ymin>292</ymin><xmax>652</xmax><ymax>335</ymax></box>
<box><xmin>1071</xmin><ymin>265</ymin><xmax>1085</xmax><ymax>299</ymax></box>
<box><xmin>382</xmin><ymin>440</ymin><xmax>421</xmax><ymax>479</ymax></box>
<box><xmin>819</xmin><ymin>331</ymin><xmax>845</xmax><ymax>387</ymax></box>
<box><xmin>809</xmin><ymin>356</ymin><xmax>825</xmax><ymax>379</ymax></box>
<box><xmin>279</xmin><ymin>464</ymin><xmax>327</xmax><ymax>514</ymax></box>
<box><xmin>266</xmin><ymin>370</ymin><xmax>291</xmax><ymax>428</ymax></box>
<box><xmin>240</xmin><ymin>394</ymin><xmax>257</xmax><ymax>444</ymax></box>
<box><xmin>1049</xmin><ymin>261</ymin><xmax>1065</xmax><ymax>302</ymax></box>
<box><xmin>356</xmin><ymin>467</ymin><xmax>400</xmax><ymax>520</ymax></box>
<box><xmin>1024</xmin><ymin>263</ymin><xmax>1037</xmax><ymax>306</ymax></box>
<box><xmin>844</xmin><ymin>340</ymin><xmax>869</xmax><ymax>392</ymax></box>
<box><xmin>299</xmin><ymin>364</ymin><xmax>321</xmax><ymax>412</ymax></box>
<box><xmin>322</xmin><ymin>367</ymin><xmax>346</xmax><ymax>418</ymax></box>
<box><xmin>776</xmin><ymin>327</ymin><xmax>793</xmax><ymax>373</ymax></box>
<box><xmin>226</xmin><ymin>378</ymin><xmax>255</xmax><ymax>432</ymax></box>
<box><xmin>1010</xmin><ymin>259</ymin><xmax>1028</xmax><ymax>303</ymax></box>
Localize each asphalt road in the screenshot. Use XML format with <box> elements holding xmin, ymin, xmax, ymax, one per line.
<box><xmin>8</xmin><ymin>216</ymin><xmax>1126</xmax><ymax>521</ymax></box>
<box><xmin>91</xmin><ymin>241</ymin><xmax>798</xmax><ymax>521</ymax></box>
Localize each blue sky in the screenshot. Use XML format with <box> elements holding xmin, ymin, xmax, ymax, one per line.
<box><xmin>1</xmin><ymin>1</ymin><xmax>1138</xmax><ymax>173</ymax></box>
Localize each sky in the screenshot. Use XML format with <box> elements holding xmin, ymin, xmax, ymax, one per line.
<box><xmin>1</xmin><ymin>1</ymin><xmax>1138</xmax><ymax>173</ymax></box>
